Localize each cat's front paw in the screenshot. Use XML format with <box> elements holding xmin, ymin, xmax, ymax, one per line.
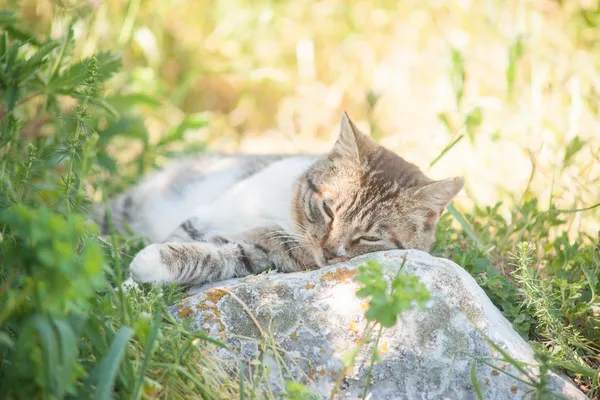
<box><xmin>129</xmin><ymin>244</ymin><xmax>174</xmax><ymax>285</ymax></box>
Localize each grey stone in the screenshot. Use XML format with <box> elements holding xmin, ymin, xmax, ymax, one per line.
<box><xmin>170</xmin><ymin>250</ymin><xmax>587</xmax><ymax>400</ymax></box>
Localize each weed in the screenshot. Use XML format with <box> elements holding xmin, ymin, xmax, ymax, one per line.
<box><xmin>0</xmin><ymin>11</ymin><xmax>229</xmax><ymax>399</ymax></box>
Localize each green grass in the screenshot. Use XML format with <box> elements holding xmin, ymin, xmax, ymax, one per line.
<box><xmin>0</xmin><ymin>0</ymin><xmax>599</xmax><ymax>399</ymax></box>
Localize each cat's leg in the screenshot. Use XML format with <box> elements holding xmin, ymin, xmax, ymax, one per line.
<box><xmin>129</xmin><ymin>226</ymin><xmax>315</xmax><ymax>285</ymax></box>
<box><xmin>129</xmin><ymin>240</ymin><xmax>267</xmax><ymax>285</ymax></box>
<box><xmin>160</xmin><ymin>216</ymin><xmax>208</xmax><ymax>243</ymax></box>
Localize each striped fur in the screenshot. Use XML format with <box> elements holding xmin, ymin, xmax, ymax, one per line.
<box><xmin>100</xmin><ymin>113</ymin><xmax>464</xmax><ymax>286</ymax></box>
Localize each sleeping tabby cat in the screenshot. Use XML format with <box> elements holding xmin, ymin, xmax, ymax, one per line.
<box><xmin>98</xmin><ymin>113</ymin><xmax>464</xmax><ymax>286</ymax></box>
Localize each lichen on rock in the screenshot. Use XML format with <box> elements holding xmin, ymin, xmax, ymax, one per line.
<box><xmin>169</xmin><ymin>250</ymin><xmax>587</xmax><ymax>400</ymax></box>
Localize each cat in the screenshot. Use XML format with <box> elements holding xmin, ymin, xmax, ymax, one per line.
<box><xmin>98</xmin><ymin>113</ymin><xmax>464</xmax><ymax>286</ymax></box>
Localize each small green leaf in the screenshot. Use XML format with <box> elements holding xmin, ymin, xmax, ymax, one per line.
<box><xmin>156</xmin><ymin>113</ymin><xmax>210</xmax><ymax>147</ymax></box>
<box><xmin>48</xmin><ymin>51</ymin><xmax>122</xmax><ymax>92</ymax></box>
<box><xmin>5</xmin><ymin>26</ymin><xmax>42</xmax><ymax>45</ymax></box>
<box><xmin>563</xmin><ymin>136</ymin><xmax>585</xmax><ymax>169</ymax></box>
<box><xmin>437</xmin><ymin>112</ymin><xmax>455</xmax><ymax>134</ymax></box>
<box><xmin>0</xmin><ymin>9</ymin><xmax>19</xmax><ymax>27</ymax></box>
<box><xmin>0</xmin><ymin>332</ymin><xmax>13</xmax><ymax>348</ymax></box>
<box><xmin>549</xmin><ymin>360</ymin><xmax>597</xmax><ymax>378</ymax></box>
<box><xmin>16</xmin><ymin>41</ymin><xmax>60</xmax><ymax>81</ymax></box>
<box><xmin>354</xmin><ymin>259</ymin><xmax>430</xmax><ymax>327</ymax></box>
<box><xmin>85</xmin><ymin>96</ymin><xmax>120</xmax><ymax>119</ymax></box>
<box><xmin>450</xmin><ymin>47</ymin><xmax>465</xmax><ymax>107</ymax></box>
<box><xmin>5</xmin><ymin>85</ymin><xmax>18</xmax><ymax>111</ymax></box>
<box><xmin>0</xmin><ymin>32</ymin><xmax>7</xmax><ymax>57</ymax></box>
<box><xmin>341</xmin><ymin>346</ymin><xmax>361</xmax><ymax>368</ymax></box>
<box><xmin>465</xmin><ymin>107</ymin><xmax>482</xmax><ymax>144</ymax></box>
<box><xmin>506</xmin><ymin>36</ymin><xmax>525</xmax><ymax>101</ymax></box>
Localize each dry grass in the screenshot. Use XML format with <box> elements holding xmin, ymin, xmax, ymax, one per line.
<box><xmin>19</xmin><ymin>0</ymin><xmax>598</xmax><ymax>235</ymax></box>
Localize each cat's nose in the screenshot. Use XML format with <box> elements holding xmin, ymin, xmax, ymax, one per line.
<box><xmin>322</xmin><ymin>246</ymin><xmax>346</xmax><ymax>262</ymax></box>
<box><xmin>323</xmin><ymin>247</ymin><xmax>336</xmax><ymax>260</ymax></box>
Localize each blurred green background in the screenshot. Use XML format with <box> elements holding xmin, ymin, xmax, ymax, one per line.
<box><xmin>10</xmin><ymin>0</ymin><xmax>600</xmax><ymax>239</ymax></box>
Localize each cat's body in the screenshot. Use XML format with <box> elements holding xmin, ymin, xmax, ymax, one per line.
<box><xmin>103</xmin><ymin>154</ymin><xmax>315</xmax><ymax>243</ymax></box>
<box><xmin>99</xmin><ymin>113</ymin><xmax>464</xmax><ymax>286</ymax></box>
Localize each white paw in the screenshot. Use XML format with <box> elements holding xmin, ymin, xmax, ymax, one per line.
<box><xmin>129</xmin><ymin>244</ymin><xmax>174</xmax><ymax>285</ymax></box>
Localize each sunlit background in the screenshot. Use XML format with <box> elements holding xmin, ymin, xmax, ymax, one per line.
<box><xmin>13</xmin><ymin>0</ymin><xmax>600</xmax><ymax>236</ymax></box>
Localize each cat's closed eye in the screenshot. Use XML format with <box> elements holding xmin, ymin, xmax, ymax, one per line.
<box><xmin>359</xmin><ymin>236</ymin><xmax>381</xmax><ymax>243</ymax></box>
<box><xmin>322</xmin><ymin>201</ymin><xmax>334</xmax><ymax>219</ymax></box>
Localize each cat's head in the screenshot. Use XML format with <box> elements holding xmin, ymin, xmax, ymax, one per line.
<box><xmin>294</xmin><ymin>112</ymin><xmax>464</xmax><ymax>267</ymax></box>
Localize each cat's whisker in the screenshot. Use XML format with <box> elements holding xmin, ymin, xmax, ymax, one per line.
<box><xmin>285</xmin><ymin>244</ymin><xmax>308</xmax><ymax>254</ymax></box>
<box><xmin>260</xmin><ymin>230</ymin><xmax>305</xmax><ymax>241</ymax></box>
<box><xmin>265</xmin><ymin>235</ymin><xmax>307</xmax><ymax>246</ymax></box>
<box><xmin>292</xmin><ymin>222</ymin><xmax>308</xmax><ymax>234</ymax></box>
<box><xmin>260</xmin><ymin>229</ymin><xmax>309</xmax><ymax>244</ymax></box>
<box><xmin>259</xmin><ymin>232</ymin><xmax>290</xmax><ymax>242</ymax></box>
<box><xmin>278</xmin><ymin>240</ymin><xmax>306</xmax><ymax>248</ymax></box>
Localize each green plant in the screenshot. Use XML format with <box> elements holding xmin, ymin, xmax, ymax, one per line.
<box><xmin>328</xmin><ymin>258</ymin><xmax>430</xmax><ymax>400</ymax></box>
<box><xmin>0</xmin><ymin>10</ymin><xmax>228</xmax><ymax>399</ymax></box>
<box><xmin>469</xmin><ymin>334</ymin><xmax>570</xmax><ymax>400</ymax></box>
<box><xmin>354</xmin><ymin>258</ymin><xmax>430</xmax><ymax>328</ymax></box>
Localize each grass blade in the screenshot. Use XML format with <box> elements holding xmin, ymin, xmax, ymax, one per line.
<box><xmin>91</xmin><ymin>326</ymin><xmax>134</xmax><ymax>400</ymax></box>
<box><xmin>52</xmin><ymin>317</ymin><xmax>79</xmax><ymax>398</ymax></box>
<box><xmin>470</xmin><ymin>362</ymin><xmax>484</xmax><ymax>400</ymax></box>
<box><xmin>33</xmin><ymin>316</ymin><xmax>58</xmax><ymax>395</ymax></box>
<box><xmin>447</xmin><ymin>203</ymin><xmax>484</xmax><ymax>249</ymax></box>
<box><xmin>429</xmin><ymin>134</ymin><xmax>464</xmax><ymax>168</ymax></box>
<box><xmin>132</xmin><ymin>314</ymin><xmax>162</xmax><ymax>400</ymax></box>
<box><xmin>239</xmin><ymin>360</ymin><xmax>245</xmax><ymax>400</ymax></box>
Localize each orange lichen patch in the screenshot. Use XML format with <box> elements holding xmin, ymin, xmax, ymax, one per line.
<box><xmin>175</xmin><ymin>303</ymin><xmax>194</xmax><ymax>319</ymax></box>
<box><xmin>204</xmin><ymin>288</ymin><xmax>229</xmax><ymax>304</ymax></box>
<box><xmin>320</xmin><ymin>348</ymin><xmax>326</xmax><ymax>354</ymax></box>
<box><xmin>196</xmin><ymin>301</ymin><xmax>222</xmax><ymax>327</ymax></box>
<box><xmin>491</xmin><ymin>370</ymin><xmax>500</xmax><ymax>376</ymax></box>
<box><xmin>354</xmin><ymin>339</ymin><xmax>361</xmax><ymax>344</ymax></box>
<box><xmin>379</xmin><ymin>341</ymin><xmax>389</xmax><ymax>353</ymax></box>
<box><xmin>320</xmin><ymin>369</ymin><xmax>326</xmax><ymax>376</ymax></box>
<box><xmin>290</xmin><ymin>332</ymin><xmax>297</xmax><ymax>340</ymax></box>
<box><xmin>305</xmin><ymin>282</ymin><xmax>315</xmax><ymax>290</ymax></box>
<box><xmin>320</xmin><ymin>267</ymin><xmax>357</xmax><ymax>283</ymax></box>
<box><xmin>195</xmin><ymin>289</ymin><xmax>230</xmax><ymax>337</ymax></box>
<box><xmin>510</xmin><ymin>386</ymin><xmax>518</xmax><ymax>394</ymax></box>
<box><xmin>308</xmin><ymin>367</ymin><xmax>322</xmax><ymax>380</ymax></box>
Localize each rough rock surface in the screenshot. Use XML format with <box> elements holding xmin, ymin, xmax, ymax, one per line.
<box><xmin>170</xmin><ymin>250</ymin><xmax>586</xmax><ymax>400</ymax></box>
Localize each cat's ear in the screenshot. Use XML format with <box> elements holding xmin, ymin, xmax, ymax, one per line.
<box><xmin>331</xmin><ymin>112</ymin><xmax>366</xmax><ymax>162</ymax></box>
<box><xmin>413</xmin><ymin>177</ymin><xmax>464</xmax><ymax>220</ymax></box>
